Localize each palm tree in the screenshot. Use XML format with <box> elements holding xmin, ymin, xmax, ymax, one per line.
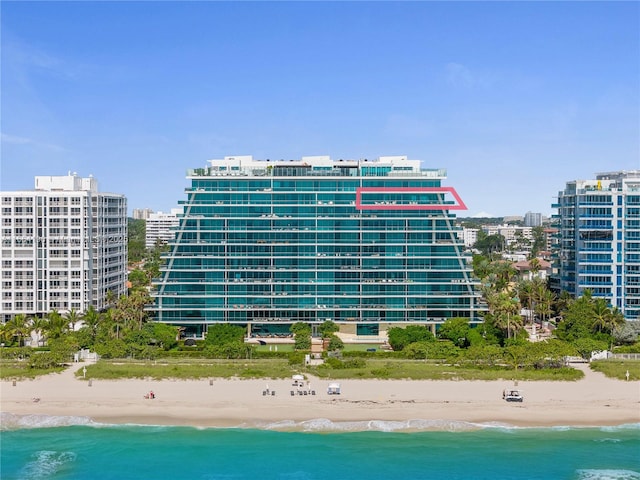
<box><xmin>592</xmin><ymin>301</ymin><xmax>625</xmax><ymax>335</ymax></box>
<box><xmin>535</xmin><ymin>288</ymin><xmax>555</xmax><ymax>324</ymax></box>
<box><xmin>64</xmin><ymin>308</ymin><xmax>83</xmax><ymax>332</ymax></box>
<box><xmin>110</xmin><ymin>296</ymin><xmax>128</xmax><ymax>339</ymax></box>
<box><xmin>494</xmin><ymin>292</ymin><xmax>521</xmax><ymax>340</ymax></box>
<box><xmin>82</xmin><ymin>305</ymin><xmax>102</xmax><ymax>337</ymax></box>
<box><xmin>4</xmin><ymin>314</ymin><xmax>31</xmax><ymax>347</ymax></box>
<box><xmin>31</xmin><ymin>316</ymin><xmax>49</xmax><ymax>347</ymax></box>
<box><xmin>606</xmin><ymin>307</ymin><xmax>626</xmax><ymax>334</ymax></box>
<box><xmin>45</xmin><ymin>310</ymin><xmax>69</xmax><ymax>340</ymax></box>
<box><xmin>515</xmin><ymin>280</ymin><xmax>533</xmax><ymax>325</ymax></box>
<box><xmin>528</xmin><ymin>257</ymin><xmax>541</xmax><ymax>276</ymax></box>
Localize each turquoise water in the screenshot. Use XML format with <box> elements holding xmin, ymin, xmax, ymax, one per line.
<box><xmin>1</xmin><ymin>415</ymin><xmax>639</xmax><ymax>480</ymax></box>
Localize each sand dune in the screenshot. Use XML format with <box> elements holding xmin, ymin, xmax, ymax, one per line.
<box><xmin>2</xmin><ymin>363</ymin><xmax>639</xmax><ymax>430</ymax></box>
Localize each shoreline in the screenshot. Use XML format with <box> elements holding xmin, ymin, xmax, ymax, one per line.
<box><xmin>2</xmin><ymin>363</ymin><xmax>639</xmax><ymax>431</ymax></box>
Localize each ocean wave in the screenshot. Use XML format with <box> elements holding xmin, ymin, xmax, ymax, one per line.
<box><xmin>0</xmin><ymin>412</ymin><xmax>96</xmax><ymax>431</ymax></box>
<box><xmin>20</xmin><ymin>450</ymin><xmax>77</xmax><ymax>480</ymax></box>
<box><xmin>576</xmin><ymin>469</ymin><xmax>640</xmax><ymax>480</ymax></box>
<box><xmin>254</xmin><ymin>418</ymin><xmax>516</xmax><ymax>432</ymax></box>
<box><xmin>600</xmin><ymin>423</ymin><xmax>640</xmax><ymax>432</ymax></box>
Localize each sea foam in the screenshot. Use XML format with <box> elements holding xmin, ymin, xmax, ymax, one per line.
<box><xmin>255</xmin><ymin>417</ymin><xmax>515</xmax><ymax>432</ymax></box>
<box><xmin>577</xmin><ymin>470</ymin><xmax>640</xmax><ymax>480</ymax></box>
<box><xmin>19</xmin><ymin>450</ymin><xmax>77</xmax><ymax>480</ymax></box>
<box><xmin>0</xmin><ymin>412</ymin><xmax>96</xmax><ymax>431</ymax></box>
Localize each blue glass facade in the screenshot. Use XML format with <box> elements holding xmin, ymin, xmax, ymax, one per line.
<box><xmin>150</xmin><ymin>156</ymin><xmax>483</xmax><ymax>337</ymax></box>
<box><xmin>554</xmin><ymin>170</ymin><xmax>640</xmax><ymax>320</ymax></box>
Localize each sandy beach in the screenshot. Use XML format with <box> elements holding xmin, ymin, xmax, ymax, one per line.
<box><xmin>2</xmin><ymin>363</ymin><xmax>639</xmax><ymax>430</ymax></box>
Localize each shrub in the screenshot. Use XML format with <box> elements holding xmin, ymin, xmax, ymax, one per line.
<box><xmin>288</xmin><ymin>352</ymin><xmax>306</xmax><ymax>366</ymax></box>
<box><xmin>28</xmin><ymin>352</ymin><xmax>58</xmax><ymax>369</ymax></box>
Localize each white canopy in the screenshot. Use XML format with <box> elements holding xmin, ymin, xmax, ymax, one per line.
<box><xmin>292</xmin><ymin>374</ymin><xmax>305</xmax><ymax>381</ymax></box>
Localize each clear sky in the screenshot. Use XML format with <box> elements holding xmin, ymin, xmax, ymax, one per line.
<box><xmin>1</xmin><ymin>1</ymin><xmax>638</xmax><ymax>217</ymax></box>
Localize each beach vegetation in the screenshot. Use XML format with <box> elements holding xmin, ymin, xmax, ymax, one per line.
<box><xmin>590</xmin><ymin>360</ymin><xmax>640</xmax><ymax>380</ymax></box>
<box><xmin>288</xmin><ymin>351</ymin><xmax>306</xmax><ymax>366</ymax></box>
<box><xmin>308</xmin><ymin>358</ymin><xmax>583</xmax><ymax>381</ymax></box>
<box><xmin>77</xmin><ymin>358</ymin><xmax>296</xmax><ymax>380</ymax></box>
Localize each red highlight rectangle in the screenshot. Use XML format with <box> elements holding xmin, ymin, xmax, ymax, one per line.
<box><xmin>355</xmin><ymin>187</ymin><xmax>467</xmax><ymax>211</ymax></box>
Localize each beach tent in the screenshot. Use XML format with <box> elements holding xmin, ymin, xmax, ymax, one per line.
<box><xmin>292</xmin><ymin>374</ymin><xmax>304</xmax><ymax>382</ymax></box>
<box><xmin>327</xmin><ymin>383</ymin><xmax>341</xmax><ymax>395</ymax></box>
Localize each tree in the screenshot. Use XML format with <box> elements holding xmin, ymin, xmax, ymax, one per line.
<box><xmin>493</xmin><ymin>292</ymin><xmax>521</xmax><ymax>340</ymax></box>
<box><xmin>535</xmin><ymin>287</ymin><xmax>555</xmax><ymax>324</ymax></box>
<box><xmin>2</xmin><ymin>314</ymin><xmax>31</xmax><ymax>347</ymax></box>
<box><xmin>290</xmin><ymin>322</ymin><xmax>311</xmax><ymax>350</ymax></box>
<box><xmin>205</xmin><ymin>324</ymin><xmax>245</xmax><ymax>346</ymax></box>
<box><xmin>64</xmin><ymin>309</ymin><xmax>83</xmax><ymax>332</ymax></box>
<box><xmin>438</xmin><ymin>318</ymin><xmax>471</xmax><ymax>347</ymax></box>
<box><xmin>82</xmin><ymin>305</ymin><xmax>103</xmax><ymax>341</ymax></box>
<box><xmin>530</xmin><ymin>226</ymin><xmax>545</xmax><ymax>258</ymax></box>
<box><xmin>327</xmin><ymin>334</ymin><xmax>344</xmax><ymax>352</ymax></box>
<box><xmin>128</xmin><ymin>269</ymin><xmax>148</xmax><ymax>290</ymax></box>
<box><xmin>318</xmin><ymin>320</ymin><xmax>339</xmax><ymax>339</ymax></box>
<box><xmin>128</xmin><ymin>218</ymin><xmax>146</xmax><ymax>264</ymax></box>
<box><xmin>45</xmin><ymin>310</ymin><xmax>69</xmax><ymax>340</ymax></box>
<box><xmin>474</xmin><ymin>232</ymin><xmax>506</xmax><ymax>256</ymax></box>
<box><xmin>572</xmin><ymin>337</ymin><xmax>608</xmax><ymax>360</ymax></box>
<box><xmin>31</xmin><ymin>316</ymin><xmax>48</xmax><ymax>347</ymax></box>
<box><xmin>387</xmin><ymin>325</ymin><xmax>434</xmax><ymax>351</ymax></box>
<box><xmin>387</xmin><ymin>326</ymin><xmax>411</xmax><ymax>351</ymax></box>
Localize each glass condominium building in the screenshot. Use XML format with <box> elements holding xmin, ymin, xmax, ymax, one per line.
<box><xmin>554</xmin><ymin>170</ymin><xmax>640</xmax><ymax>320</ymax></box>
<box><xmin>151</xmin><ymin>155</ymin><xmax>483</xmax><ymax>338</ymax></box>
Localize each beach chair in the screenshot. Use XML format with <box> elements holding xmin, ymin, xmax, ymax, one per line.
<box><xmin>271</xmin><ymin>390</ymin><xmax>276</xmax><ymax>396</ymax></box>
<box><xmin>291</xmin><ymin>390</ymin><xmax>295</xmax><ymax>396</ymax></box>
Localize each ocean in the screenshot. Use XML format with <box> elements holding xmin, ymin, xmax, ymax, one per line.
<box><xmin>1</xmin><ymin>414</ymin><xmax>639</xmax><ymax>480</ymax></box>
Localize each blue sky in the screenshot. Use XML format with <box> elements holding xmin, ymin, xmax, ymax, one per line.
<box><xmin>2</xmin><ymin>1</ymin><xmax>638</xmax><ymax>217</ymax></box>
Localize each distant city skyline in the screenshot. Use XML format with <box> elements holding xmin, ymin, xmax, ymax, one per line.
<box><xmin>2</xmin><ymin>2</ymin><xmax>638</xmax><ymax>217</ymax></box>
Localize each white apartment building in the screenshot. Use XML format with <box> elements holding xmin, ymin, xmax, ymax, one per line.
<box><xmin>457</xmin><ymin>227</ymin><xmax>479</xmax><ymax>247</ymax></box>
<box><xmin>1</xmin><ymin>174</ymin><xmax>127</xmax><ymax>321</ymax></box>
<box><xmin>145</xmin><ymin>208</ymin><xmax>181</xmax><ymax>249</ymax></box>
<box><xmin>132</xmin><ymin>208</ymin><xmax>154</xmax><ymax>220</ymax></box>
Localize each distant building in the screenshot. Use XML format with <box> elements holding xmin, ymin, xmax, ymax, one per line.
<box><xmin>512</xmin><ymin>258</ymin><xmax>552</xmax><ymax>281</ymax></box>
<box><xmin>503</xmin><ymin>215</ymin><xmax>524</xmax><ymax>223</ymax></box>
<box><xmin>554</xmin><ymin>170</ymin><xmax>639</xmax><ymax>320</ymax></box>
<box><xmin>132</xmin><ymin>208</ymin><xmax>153</xmax><ymax>220</ymax></box>
<box><xmin>145</xmin><ymin>208</ymin><xmax>181</xmax><ymax>249</ymax></box>
<box><xmin>1</xmin><ymin>174</ymin><xmax>127</xmax><ymax>321</ymax></box>
<box><xmin>150</xmin><ymin>155</ymin><xmax>484</xmax><ymax>338</ymax></box>
<box><xmin>483</xmin><ymin>225</ymin><xmax>533</xmax><ymax>244</ymax></box>
<box><xmin>524</xmin><ymin>211</ymin><xmax>543</xmax><ymax>227</ymax></box>
<box><xmin>457</xmin><ymin>227</ymin><xmax>479</xmax><ymax>248</ymax></box>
